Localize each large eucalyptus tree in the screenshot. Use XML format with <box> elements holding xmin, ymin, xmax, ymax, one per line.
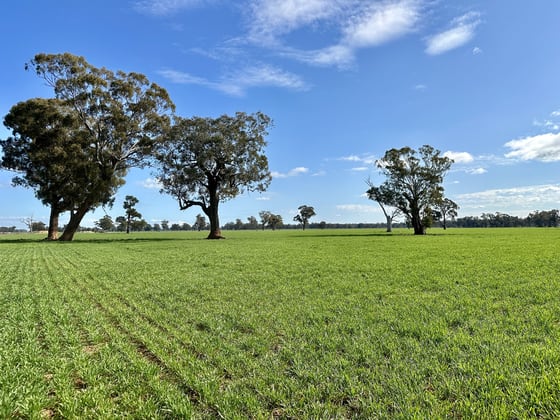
<box><xmin>370</xmin><ymin>145</ymin><xmax>453</xmax><ymax>235</ymax></box>
<box><xmin>155</xmin><ymin>112</ymin><xmax>272</xmax><ymax>239</ymax></box>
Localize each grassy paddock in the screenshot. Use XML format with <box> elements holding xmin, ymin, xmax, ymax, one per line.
<box><xmin>1</xmin><ymin>228</ymin><xmax>559</xmax><ymax>418</ymax></box>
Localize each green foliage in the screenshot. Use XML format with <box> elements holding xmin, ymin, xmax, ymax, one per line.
<box><xmin>1</xmin><ymin>98</ymin><xmax>91</xmax><ymax>239</ymax></box>
<box><xmin>2</xmin><ymin>229</ymin><xmax>559</xmax><ymax>417</ymax></box>
<box><xmin>95</xmin><ymin>215</ymin><xmax>115</xmax><ymax>231</ymax></box>
<box><xmin>24</xmin><ymin>52</ymin><xmax>175</xmax><ymax>240</ymax></box>
<box><xmin>155</xmin><ymin>112</ymin><xmax>272</xmax><ymax>239</ymax></box>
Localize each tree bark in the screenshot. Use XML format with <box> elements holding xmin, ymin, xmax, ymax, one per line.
<box><xmin>47</xmin><ymin>206</ymin><xmax>60</xmax><ymax>240</ymax></box>
<box><xmin>206</xmin><ymin>189</ymin><xmax>224</xmax><ymax>239</ymax></box>
<box><xmin>411</xmin><ymin>212</ymin><xmax>425</xmax><ymax>235</ymax></box>
<box><xmin>59</xmin><ymin>204</ymin><xmax>89</xmax><ymax>241</ymax></box>
<box><xmin>386</xmin><ymin>215</ymin><xmax>393</xmax><ymax>233</ymax></box>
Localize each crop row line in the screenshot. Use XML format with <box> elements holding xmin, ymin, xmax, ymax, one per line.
<box><xmin>69</xmin><ymin>270</ymin><xmax>224</xmax><ymax>418</ymax></box>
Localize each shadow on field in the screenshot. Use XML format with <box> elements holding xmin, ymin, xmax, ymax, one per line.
<box><xmin>289</xmin><ymin>231</ymin><xmax>452</xmax><ymax>239</ymax></box>
<box><xmin>0</xmin><ymin>235</ymin><xmax>205</xmax><ymax>245</ymax></box>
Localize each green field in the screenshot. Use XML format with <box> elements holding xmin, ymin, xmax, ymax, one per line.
<box><xmin>1</xmin><ymin>228</ymin><xmax>559</xmax><ymax>418</ymax></box>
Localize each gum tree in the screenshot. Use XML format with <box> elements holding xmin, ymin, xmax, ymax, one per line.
<box><xmin>293</xmin><ymin>205</ymin><xmax>316</xmax><ymax>230</ymax></box>
<box><xmin>365</xmin><ymin>181</ymin><xmax>402</xmax><ymax>232</ymax></box>
<box><xmin>156</xmin><ymin>112</ymin><xmax>272</xmax><ymax>239</ymax></box>
<box><xmin>1</xmin><ymin>98</ymin><xmax>89</xmax><ymax>240</ymax></box>
<box><xmin>374</xmin><ymin>145</ymin><xmax>453</xmax><ymax>235</ymax></box>
<box><xmin>26</xmin><ymin>53</ymin><xmax>174</xmax><ymax>241</ymax></box>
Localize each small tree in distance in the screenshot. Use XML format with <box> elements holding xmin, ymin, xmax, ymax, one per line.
<box><xmin>123</xmin><ymin>195</ymin><xmax>142</xmax><ymax>234</ymax></box>
<box><xmin>433</xmin><ymin>198</ymin><xmax>459</xmax><ymax>230</ymax></box>
<box><xmin>293</xmin><ymin>205</ymin><xmax>316</xmax><ymax>230</ymax></box>
<box><xmin>366</xmin><ymin>181</ymin><xmax>402</xmax><ymax>232</ymax></box>
<box><xmin>95</xmin><ymin>215</ymin><xmax>115</xmax><ymax>231</ymax></box>
<box><xmin>194</xmin><ymin>214</ymin><xmax>207</xmax><ymax>231</ymax></box>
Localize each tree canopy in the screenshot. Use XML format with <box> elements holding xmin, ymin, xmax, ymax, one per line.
<box><xmin>23</xmin><ymin>52</ymin><xmax>174</xmax><ymax>240</ymax></box>
<box><xmin>155</xmin><ymin>112</ymin><xmax>272</xmax><ymax>239</ymax></box>
<box><xmin>371</xmin><ymin>145</ymin><xmax>453</xmax><ymax>235</ymax></box>
<box><xmin>1</xmin><ymin>98</ymin><xmax>92</xmax><ymax>240</ymax></box>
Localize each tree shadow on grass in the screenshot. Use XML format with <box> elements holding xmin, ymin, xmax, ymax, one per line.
<box><xmin>0</xmin><ymin>234</ymin><xmax>206</xmax><ymax>245</ymax></box>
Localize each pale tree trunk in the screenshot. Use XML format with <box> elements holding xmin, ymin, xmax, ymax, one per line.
<box><xmin>59</xmin><ymin>204</ymin><xmax>90</xmax><ymax>241</ymax></box>
<box><xmin>47</xmin><ymin>206</ymin><xmax>60</xmax><ymax>241</ymax></box>
<box><xmin>386</xmin><ymin>215</ymin><xmax>393</xmax><ymax>233</ymax></box>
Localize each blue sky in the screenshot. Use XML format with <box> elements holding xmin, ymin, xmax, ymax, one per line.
<box><xmin>1</xmin><ymin>0</ymin><xmax>560</xmax><ymax>229</ymax></box>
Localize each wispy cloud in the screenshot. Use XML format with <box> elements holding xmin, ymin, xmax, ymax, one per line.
<box><xmin>504</xmin><ymin>132</ymin><xmax>560</xmax><ymax>162</ymax></box>
<box><xmin>338</xmin><ymin>153</ymin><xmax>377</xmax><ymax>165</ymax></box>
<box><xmin>133</xmin><ymin>0</ymin><xmax>209</xmax><ymax>16</ymax></box>
<box><xmin>336</xmin><ymin>204</ymin><xmax>379</xmax><ymax>213</ymax></box>
<box><xmin>249</xmin><ymin>0</ymin><xmax>422</xmax><ymax>68</ymax></box>
<box><xmin>425</xmin><ymin>12</ymin><xmax>481</xmax><ymax>55</ymax></box>
<box><xmin>140</xmin><ymin>177</ymin><xmax>162</xmax><ymax>189</ymax></box>
<box><xmin>157</xmin><ymin>64</ymin><xmax>308</xmax><ymax>96</ymax></box>
<box><xmin>472</xmin><ymin>46</ymin><xmax>482</xmax><ymax>55</ymax></box>
<box><xmin>271</xmin><ymin>167</ymin><xmax>309</xmax><ymax>178</ymax></box>
<box><xmin>466</xmin><ymin>167</ymin><xmax>487</xmax><ymax>175</ymax></box>
<box><xmin>456</xmin><ymin>184</ymin><xmax>560</xmax><ymax>213</ymax></box>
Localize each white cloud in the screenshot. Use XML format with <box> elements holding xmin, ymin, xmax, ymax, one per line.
<box><xmin>140</xmin><ymin>177</ymin><xmax>162</xmax><ymax>189</ymax></box>
<box><xmin>504</xmin><ymin>132</ymin><xmax>560</xmax><ymax>162</ymax></box>
<box><xmin>414</xmin><ymin>84</ymin><xmax>427</xmax><ymax>91</ymax></box>
<box><xmin>425</xmin><ymin>12</ymin><xmax>481</xmax><ymax>55</ymax></box>
<box><xmin>248</xmin><ymin>0</ymin><xmax>341</xmax><ymax>44</ymax></box>
<box><xmin>444</xmin><ymin>151</ymin><xmax>474</xmax><ymax>164</ymax></box>
<box><xmin>133</xmin><ymin>0</ymin><xmax>208</xmax><ymax>16</ymax></box>
<box><xmin>351</xmin><ymin>167</ymin><xmax>369</xmax><ymax>172</ymax></box>
<box><xmin>342</xmin><ymin>0</ymin><xmax>420</xmax><ymax>48</ymax></box>
<box><xmin>472</xmin><ymin>46</ymin><xmax>482</xmax><ymax>55</ymax></box>
<box><xmin>338</xmin><ymin>153</ymin><xmax>377</xmax><ymax>165</ymax></box>
<box><xmin>551</xmin><ymin>110</ymin><xmax>560</xmax><ymax>117</ymax></box>
<box><xmin>457</xmin><ymin>184</ymin><xmax>560</xmax><ymax>213</ymax></box>
<box><xmin>339</xmin><ymin>155</ymin><xmax>362</xmax><ymax>162</ymax></box>
<box><xmin>249</xmin><ymin>0</ymin><xmax>422</xmax><ymax>67</ymax></box>
<box><xmin>466</xmin><ymin>167</ymin><xmax>487</xmax><ymax>175</ymax></box>
<box><xmin>157</xmin><ymin>64</ymin><xmax>308</xmax><ymax>96</ymax></box>
<box><xmin>271</xmin><ymin>166</ymin><xmax>309</xmax><ymax>178</ymax></box>
<box><xmin>336</xmin><ymin>204</ymin><xmax>379</xmax><ymax>213</ymax></box>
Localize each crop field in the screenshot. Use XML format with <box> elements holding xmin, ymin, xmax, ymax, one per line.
<box><xmin>1</xmin><ymin>228</ymin><xmax>559</xmax><ymax>418</ymax></box>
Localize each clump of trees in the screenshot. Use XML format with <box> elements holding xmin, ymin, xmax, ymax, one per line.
<box><xmin>1</xmin><ymin>53</ymin><xmax>272</xmax><ymax>241</ymax></box>
<box><xmin>259</xmin><ymin>211</ymin><xmax>283</xmax><ymax>230</ymax></box>
<box><xmin>367</xmin><ymin>145</ymin><xmax>454</xmax><ymax>235</ymax></box>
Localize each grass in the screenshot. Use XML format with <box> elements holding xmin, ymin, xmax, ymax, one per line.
<box><xmin>1</xmin><ymin>228</ymin><xmax>559</xmax><ymax>418</ymax></box>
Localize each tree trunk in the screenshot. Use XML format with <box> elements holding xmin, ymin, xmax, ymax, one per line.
<box><xmin>411</xmin><ymin>212</ymin><xmax>425</xmax><ymax>235</ymax></box>
<box><xmin>59</xmin><ymin>204</ymin><xmax>89</xmax><ymax>241</ymax></box>
<box><xmin>386</xmin><ymin>215</ymin><xmax>392</xmax><ymax>233</ymax></box>
<box><xmin>442</xmin><ymin>214</ymin><xmax>447</xmax><ymax>230</ymax></box>
<box><xmin>126</xmin><ymin>215</ymin><xmax>131</xmax><ymax>234</ymax></box>
<box><xmin>206</xmin><ymin>189</ymin><xmax>224</xmax><ymax>239</ymax></box>
<box><xmin>47</xmin><ymin>206</ymin><xmax>60</xmax><ymax>241</ymax></box>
